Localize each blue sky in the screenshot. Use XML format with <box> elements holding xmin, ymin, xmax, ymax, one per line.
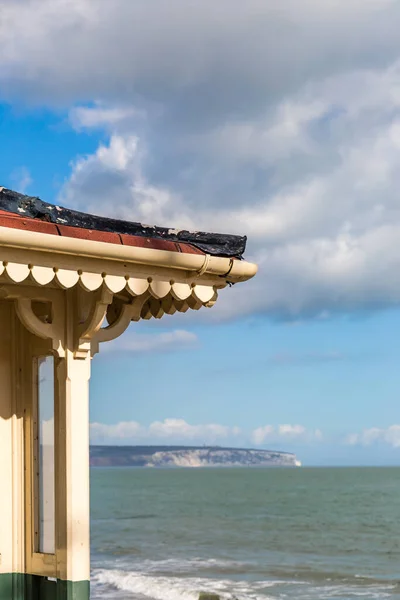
<box><xmin>1</xmin><ymin>1</ymin><xmax>400</xmax><ymax>465</ymax></box>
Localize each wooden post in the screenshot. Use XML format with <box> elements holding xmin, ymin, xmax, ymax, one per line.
<box><xmin>0</xmin><ymin>289</ymin><xmax>93</xmax><ymax>599</ymax></box>
<box><xmin>0</xmin><ymin>302</ymin><xmax>25</xmax><ymax>599</ymax></box>
<box><xmin>55</xmin><ymin>349</ymin><xmax>91</xmax><ymax>600</ymax></box>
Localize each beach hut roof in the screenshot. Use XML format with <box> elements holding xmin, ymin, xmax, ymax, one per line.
<box><xmin>0</xmin><ymin>187</ymin><xmax>246</xmax><ymax>259</ymax></box>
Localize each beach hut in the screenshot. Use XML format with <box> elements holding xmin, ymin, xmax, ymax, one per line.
<box><xmin>0</xmin><ymin>188</ymin><xmax>257</xmax><ymax>599</ymax></box>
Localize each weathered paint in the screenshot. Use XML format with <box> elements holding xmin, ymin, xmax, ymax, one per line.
<box><xmin>0</xmin><ymin>187</ymin><xmax>248</xmax><ymax>258</ymax></box>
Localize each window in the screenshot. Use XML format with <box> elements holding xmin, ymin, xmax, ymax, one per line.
<box><xmin>36</xmin><ymin>356</ymin><xmax>55</xmax><ymax>555</ymax></box>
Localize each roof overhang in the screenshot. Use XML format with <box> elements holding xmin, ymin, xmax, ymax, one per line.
<box><xmin>0</xmin><ymin>225</ymin><xmax>257</xmax><ymax>284</ymax></box>
<box><xmin>0</xmin><ymin>225</ymin><xmax>257</xmax><ymax>327</ymax></box>
<box><xmin>0</xmin><ymin>188</ymin><xmax>257</xmax><ymax>354</ymax></box>
<box><xmin>0</xmin><ymin>187</ymin><xmax>248</xmax><ymax>258</ymax></box>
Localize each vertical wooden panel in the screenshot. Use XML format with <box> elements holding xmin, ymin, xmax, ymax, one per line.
<box><xmin>0</xmin><ymin>300</ymin><xmax>13</xmax><ymax>577</ymax></box>
<box><xmin>0</xmin><ymin>301</ymin><xmax>26</xmax><ymax>584</ymax></box>
<box><xmin>55</xmin><ymin>291</ymin><xmax>91</xmax><ymax>587</ymax></box>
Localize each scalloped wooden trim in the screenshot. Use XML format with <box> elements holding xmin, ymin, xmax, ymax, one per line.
<box><xmin>0</xmin><ymin>259</ymin><xmax>222</xmax><ymax>297</ymax></box>
<box><xmin>30</xmin><ymin>265</ymin><xmax>55</xmax><ymax>286</ymax></box>
<box><xmin>4</xmin><ymin>262</ymin><xmax>30</xmax><ymax>283</ymax></box>
<box><xmin>55</xmin><ymin>269</ymin><xmax>80</xmax><ymax>289</ymax></box>
<box><xmin>0</xmin><ymin>258</ymin><xmax>221</xmax><ymax>335</ymax></box>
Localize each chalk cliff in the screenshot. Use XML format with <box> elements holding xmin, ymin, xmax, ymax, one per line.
<box><xmin>90</xmin><ymin>446</ymin><xmax>301</xmax><ymax>467</ymax></box>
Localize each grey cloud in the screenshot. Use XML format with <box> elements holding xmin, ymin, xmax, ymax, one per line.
<box><xmin>58</xmin><ymin>64</ymin><xmax>400</xmax><ymax>320</ymax></box>
<box><xmin>3</xmin><ymin>1</ymin><xmax>400</xmax><ymax>320</ymax></box>
<box><xmin>1</xmin><ymin>0</ymin><xmax>400</xmax><ymax>122</ymax></box>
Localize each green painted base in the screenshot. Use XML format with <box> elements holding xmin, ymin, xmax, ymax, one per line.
<box><xmin>0</xmin><ymin>574</ymin><xmax>89</xmax><ymax>600</ymax></box>
<box><xmin>0</xmin><ymin>573</ymin><xmax>25</xmax><ymax>600</ymax></box>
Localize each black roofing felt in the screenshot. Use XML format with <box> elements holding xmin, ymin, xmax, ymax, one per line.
<box><xmin>0</xmin><ymin>188</ymin><xmax>246</xmax><ymax>258</ymax></box>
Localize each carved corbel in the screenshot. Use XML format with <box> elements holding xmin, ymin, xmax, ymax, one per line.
<box><xmin>74</xmin><ymin>286</ymin><xmax>114</xmax><ymax>358</ymax></box>
<box><xmin>91</xmin><ymin>292</ymin><xmax>150</xmax><ymax>356</ymax></box>
<box><xmin>15</xmin><ymin>296</ymin><xmax>65</xmax><ymax>357</ymax></box>
<box><xmin>0</xmin><ymin>285</ymin><xmax>65</xmax><ymax>356</ymax></box>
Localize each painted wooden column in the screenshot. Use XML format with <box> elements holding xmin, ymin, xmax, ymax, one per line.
<box><xmin>53</xmin><ymin>288</ymin><xmax>93</xmax><ymax>599</ymax></box>
<box><xmin>0</xmin><ymin>274</ymin><xmax>224</xmax><ymax>599</ymax></box>
<box><xmin>0</xmin><ymin>301</ymin><xmax>25</xmax><ymax>599</ymax></box>
<box><xmin>55</xmin><ymin>349</ymin><xmax>91</xmax><ymax>600</ymax></box>
<box><xmin>1</xmin><ymin>286</ymin><xmax>97</xmax><ymax>600</ymax></box>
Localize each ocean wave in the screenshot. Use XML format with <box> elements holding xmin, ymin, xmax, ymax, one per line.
<box><xmin>91</xmin><ymin>566</ymin><xmax>400</xmax><ymax>600</ymax></box>
<box><xmin>91</xmin><ymin>568</ymin><xmax>276</xmax><ymax>600</ymax></box>
<box><xmin>135</xmin><ymin>557</ymin><xmax>248</xmax><ymax>573</ymax></box>
<box><xmin>94</xmin><ymin>556</ymin><xmax>400</xmax><ymax>587</ymax></box>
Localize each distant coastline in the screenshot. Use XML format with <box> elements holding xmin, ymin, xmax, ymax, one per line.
<box><xmin>89</xmin><ymin>445</ymin><xmax>301</xmax><ymax>468</ymax></box>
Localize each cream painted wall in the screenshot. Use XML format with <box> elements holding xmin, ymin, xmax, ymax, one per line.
<box><xmin>0</xmin><ymin>301</ymin><xmax>15</xmax><ymax>574</ymax></box>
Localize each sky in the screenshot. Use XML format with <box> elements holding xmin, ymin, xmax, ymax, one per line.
<box><xmin>1</xmin><ymin>0</ymin><xmax>400</xmax><ymax>465</ymax></box>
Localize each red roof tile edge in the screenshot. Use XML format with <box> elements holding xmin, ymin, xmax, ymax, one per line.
<box><xmin>0</xmin><ymin>210</ymin><xmax>205</xmax><ymax>256</ymax></box>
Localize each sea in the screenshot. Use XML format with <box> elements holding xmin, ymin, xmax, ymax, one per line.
<box><xmin>90</xmin><ymin>467</ymin><xmax>400</xmax><ymax>600</ymax></box>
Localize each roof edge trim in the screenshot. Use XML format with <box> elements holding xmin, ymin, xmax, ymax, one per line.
<box><xmin>0</xmin><ymin>226</ymin><xmax>258</xmax><ymax>283</ymax></box>
<box><xmin>0</xmin><ymin>188</ymin><xmax>247</xmax><ymax>258</ymax></box>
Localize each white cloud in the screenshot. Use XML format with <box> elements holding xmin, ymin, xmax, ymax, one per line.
<box><xmin>59</xmin><ymin>134</ymin><xmax>188</xmax><ymax>228</ymax></box>
<box><xmin>57</xmin><ymin>60</ymin><xmax>400</xmax><ymax>321</ymax></box>
<box><xmin>148</xmin><ymin>419</ymin><xmax>239</xmax><ymax>442</ymax></box>
<box><xmin>40</xmin><ymin>418</ymin><xmax>54</xmax><ymax>447</ymax></box>
<box><xmin>4</xmin><ymin>2</ymin><xmax>400</xmax><ymax>319</ymax></box>
<box><xmin>101</xmin><ymin>329</ymin><xmax>198</xmax><ymax>353</ymax></box>
<box><xmin>278</xmin><ymin>424</ymin><xmax>306</xmax><ymax>437</ymax></box>
<box><xmin>90</xmin><ymin>418</ymin><xmax>241</xmax><ymax>445</ymax></box>
<box><xmin>69</xmin><ymin>103</ymin><xmax>141</xmax><ymax>131</ymax></box>
<box><xmin>251</xmin><ymin>424</ymin><xmax>322</xmax><ymax>446</ymax></box>
<box><xmin>251</xmin><ymin>425</ymin><xmax>274</xmax><ymax>446</ymax></box>
<box><xmin>91</xmin><ymin>418</ymin><xmax>323</xmax><ymax>446</ymax></box>
<box><xmin>90</xmin><ymin>421</ymin><xmax>142</xmax><ymax>442</ymax></box>
<box><xmin>346</xmin><ymin>425</ymin><xmax>400</xmax><ymax>448</ymax></box>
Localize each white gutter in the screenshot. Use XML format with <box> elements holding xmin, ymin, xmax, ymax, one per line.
<box><xmin>0</xmin><ymin>226</ymin><xmax>257</xmax><ymax>283</ymax></box>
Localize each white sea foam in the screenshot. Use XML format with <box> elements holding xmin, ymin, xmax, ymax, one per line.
<box><xmin>128</xmin><ymin>557</ymin><xmax>247</xmax><ymax>573</ymax></box>
<box><xmin>312</xmin><ymin>584</ymin><xmax>396</xmax><ymax>598</ymax></box>
<box><xmin>91</xmin><ymin>568</ymin><xmax>275</xmax><ymax>600</ymax></box>
<box><xmin>91</xmin><ymin>567</ymin><xmax>399</xmax><ymax>600</ymax></box>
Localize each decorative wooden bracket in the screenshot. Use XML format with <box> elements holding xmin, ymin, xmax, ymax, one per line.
<box><xmin>15</xmin><ymin>297</ymin><xmax>65</xmax><ymax>357</ymax></box>
<box><xmin>0</xmin><ymin>270</ymin><xmax>220</xmax><ymax>359</ymax></box>
<box><xmin>75</xmin><ymin>287</ymin><xmax>114</xmax><ymax>358</ymax></box>
<box><xmin>0</xmin><ymin>285</ymin><xmax>66</xmax><ymax>357</ymax></box>
<box><xmin>91</xmin><ymin>293</ymin><xmax>150</xmax><ymax>356</ymax></box>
